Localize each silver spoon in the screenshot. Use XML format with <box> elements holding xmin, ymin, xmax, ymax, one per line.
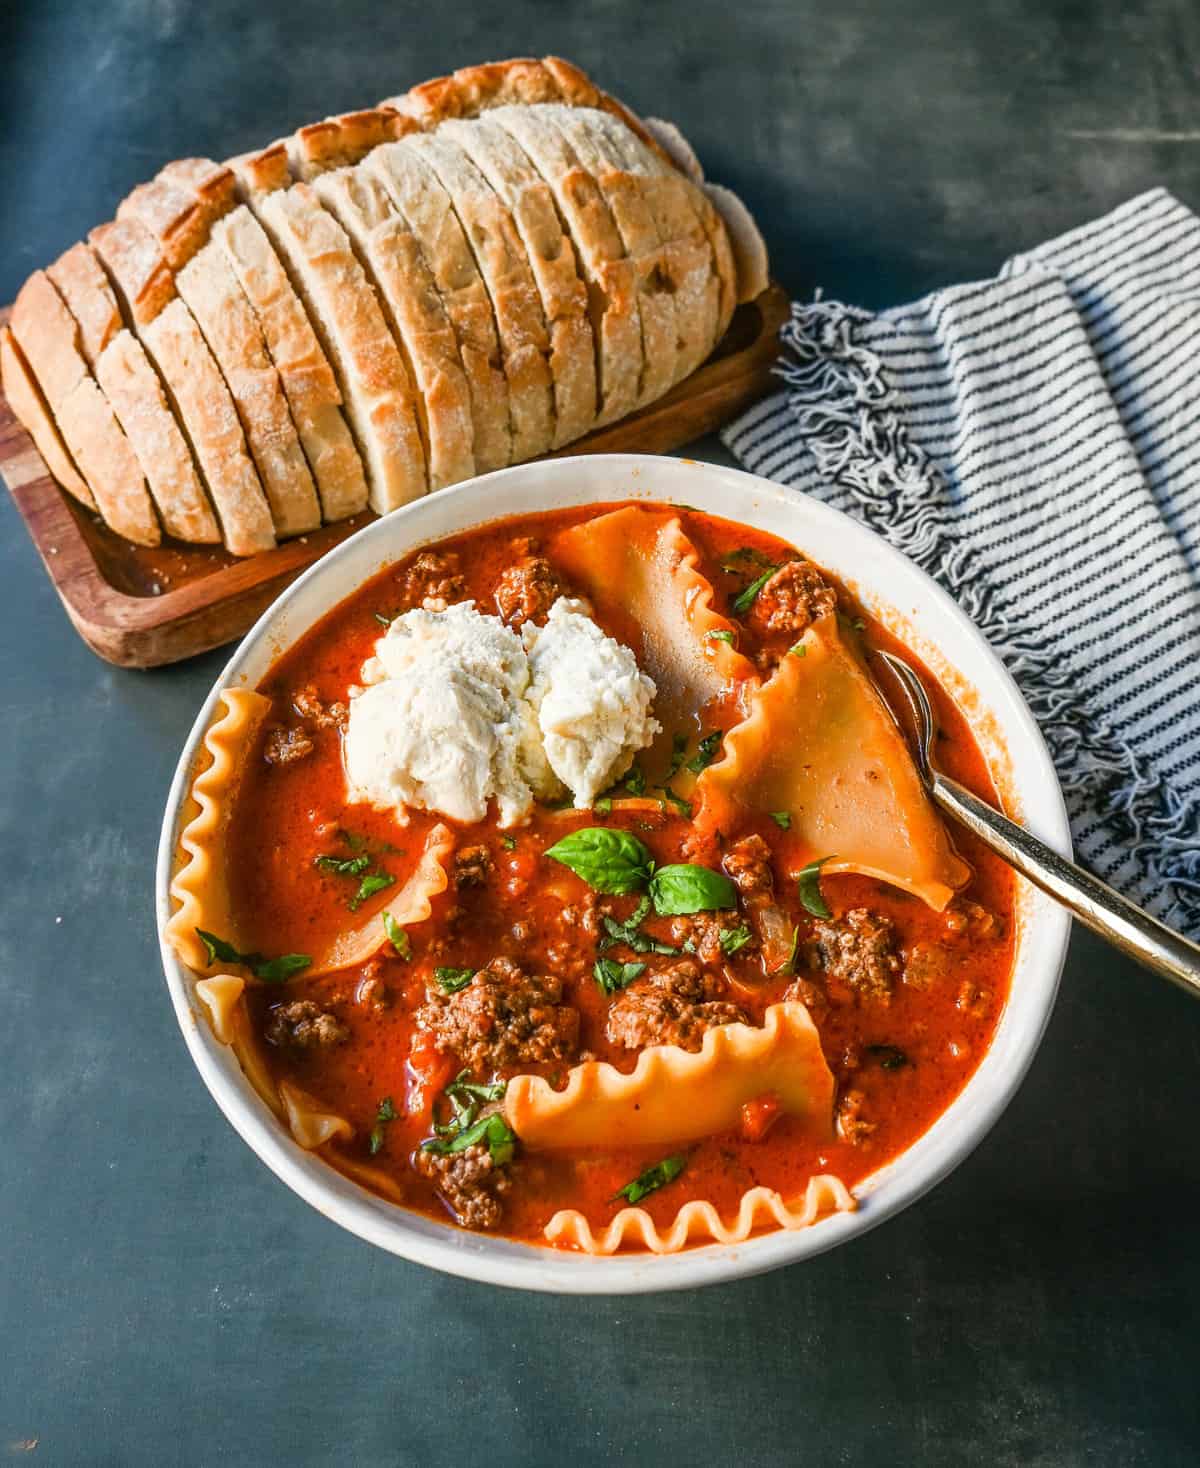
<box><xmin>875</xmin><ymin>649</ymin><xmax>1200</xmax><ymax>1001</ymax></box>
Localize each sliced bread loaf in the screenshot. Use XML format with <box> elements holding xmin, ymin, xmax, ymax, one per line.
<box><xmin>0</xmin><ymin>325</ymin><xmax>93</xmax><ymax>508</ymax></box>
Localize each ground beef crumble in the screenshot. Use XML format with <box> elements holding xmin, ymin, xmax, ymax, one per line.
<box><xmin>836</xmin><ymin>1088</ymin><xmax>876</xmax><ymax>1145</ymax></box>
<box><xmin>454</xmin><ymin>844</ymin><xmax>494</xmax><ymax>889</ymax></box>
<box><xmin>415</xmin><ymin>1143</ymin><xmax>511</xmax><ymax>1229</ymax></box>
<box><xmin>292</xmin><ymin>683</ymin><xmax>348</xmax><ymax>730</ymax></box>
<box><xmin>667</xmin><ymin>912</ymin><xmax>753</xmax><ymax>965</ymax></box>
<box><xmin>265</xmin><ymin>1000</ymin><xmax>349</xmax><ymax>1050</ymax></box>
<box><xmin>416</xmin><ymin>957</ymin><xmax>579</xmax><ymax>1073</ymax></box>
<box><xmin>749</xmin><ymin>560</ymin><xmax>837</xmax><ymax>637</ymax></box>
<box><xmin>263</xmin><ymin>724</ymin><xmax>314</xmax><ymax>767</ymax></box>
<box><xmin>493</xmin><ymin>554</ymin><xmax>564</xmax><ymax>627</ymax></box>
<box><xmin>605</xmin><ymin>958</ymin><xmax>747</xmax><ymax>1053</ymax></box>
<box><xmin>722</xmin><ymin>834</ymin><xmax>775</xmax><ymax>902</ymax></box>
<box><xmin>809</xmin><ymin>909</ymin><xmax>901</xmax><ymax>999</ymax></box>
<box><xmin>399</xmin><ymin>551</ymin><xmax>466</xmax><ymax>610</ymax></box>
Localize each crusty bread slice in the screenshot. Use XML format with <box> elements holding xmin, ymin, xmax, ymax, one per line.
<box><xmin>701</xmin><ymin>182</ymin><xmax>769</xmax><ymax>305</ymax></box>
<box><xmin>226</xmin><ymin>143</ymin><xmax>292</xmax><ymax>198</ymax></box>
<box><xmin>490</xmin><ymin>105</ymin><xmax>642</xmax><ymax>428</ymax></box>
<box><xmin>87</xmin><ymin>218</ymin><xmax>176</xmax><ymax>327</ymax></box>
<box><xmin>383</xmin><ymin>58</ymin><xmax>562</xmax><ymax>124</ymax></box>
<box><xmin>254</xmin><ymin>183</ymin><xmax>426</xmax><ymax>513</ymax></box>
<box><xmin>159</xmin><ymin>158</ymin><xmax>239</xmax><ymax>222</ymax></box>
<box><xmin>288</xmin><ymin>108</ymin><xmax>406</xmax><ymax>181</ymax></box>
<box><xmin>46</xmin><ymin>243</ymin><xmax>122</xmax><ymax>368</ymax></box>
<box><xmin>213</xmin><ymin>205</ymin><xmax>368</xmax><ymax>521</ymax></box>
<box><xmin>141</xmin><ymin>300</ymin><xmax>276</xmax><ymax>554</ymax></box>
<box><xmin>176</xmin><ymin>243</ymin><xmax>321</xmax><ymax>536</ymax></box>
<box><xmin>312</xmin><ymin>167</ymin><xmax>475</xmax><ymax>490</ymax></box>
<box><xmin>10</xmin><ymin>271</ymin><xmax>159</xmax><ymax>542</ymax></box>
<box><xmin>545</xmin><ymin>106</ymin><xmax>676</xmax><ymax>409</ymax></box>
<box><xmin>404</xmin><ymin>132</ymin><xmax>554</xmax><ymax>462</ymax></box>
<box><xmin>440</xmin><ymin>115</ymin><xmax>595</xmax><ymax>448</ymax></box>
<box><xmin>118</xmin><ymin>176</ymin><xmax>214</xmax><ymax>271</ymax></box>
<box><xmin>365</xmin><ymin>141</ymin><xmax>511</xmax><ymax>472</ymax></box>
<box><xmin>95</xmin><ymin>329</ymin><xmax>221</xmax><ymax>543</ymax></box>
<box><xmin>0</xmin><ymin>326</ymin><xmax>94</xmax><ymax>508</ymax></box>
<box><xmin>584</xmin><ymin>110</ymin><xmax>720</xmax><ymax>379</ymax></box>
<box><xmin>640</xmin><ymin>117</ymin><xmax>705</xmax><ymax>184</ymax></box>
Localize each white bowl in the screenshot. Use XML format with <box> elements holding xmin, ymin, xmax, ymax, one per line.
<box><xmin>156</xmin><ymin>453</ymin><xmax>1071</xmax><ymax>1294</ymax></box>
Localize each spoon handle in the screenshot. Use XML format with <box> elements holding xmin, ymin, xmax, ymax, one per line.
<box><xmin>930</xmin><ymin>772</ymin><xmax>1200</xmax><ymax>1000</ymax></box>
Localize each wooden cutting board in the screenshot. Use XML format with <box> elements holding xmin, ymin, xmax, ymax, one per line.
<box><xmin>0</xmin><ymin>283</ymin><xmax>788</xmax><ymax>667</ymax></box>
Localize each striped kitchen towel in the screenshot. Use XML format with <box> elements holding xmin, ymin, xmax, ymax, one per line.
<box><xmin>722</xmin><ymin>189</ymin><xmax>1200</xmax><ymax>932</ymax></box>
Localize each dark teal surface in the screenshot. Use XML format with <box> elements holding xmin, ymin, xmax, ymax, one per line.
<box><xmin>2</xmin><ymin>3</ymin><xmax>1199</xmax><ymax>1463</ymax></box>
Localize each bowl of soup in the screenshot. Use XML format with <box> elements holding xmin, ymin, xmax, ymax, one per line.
<box><xmin>156</xmin><ymin>453</ymin><xmax>1071</xmax><ymax>1292</ymax></box>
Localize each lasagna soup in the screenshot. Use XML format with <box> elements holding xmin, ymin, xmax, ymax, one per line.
<box><xmin>168</xmin><ymin>502</ymin><xmax>1015</xmax><ymax>1254</ymax></box>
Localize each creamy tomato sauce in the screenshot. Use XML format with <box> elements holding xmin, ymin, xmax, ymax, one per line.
<box><xmin>221</xmin><ymin>502</ymin><xmax>1015</xmax><ymax>1248</ymax></box>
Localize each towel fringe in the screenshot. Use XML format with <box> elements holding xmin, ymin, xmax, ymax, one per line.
<box><xmin>773</xmin><ymin>298</ymin><xmax>1200</xmax><ymax>932</ymax></box>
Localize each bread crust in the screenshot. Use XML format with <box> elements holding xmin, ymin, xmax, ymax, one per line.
<box><xmin>143</xmin><ymin>299</ymin><xmax>276</xmax><ymax>555</ymax></box>
<box><xmin>95</xmin><ymin>328</ymin><xmax>221</xmax><ymax>543</ymax></box>
<box><xmin>118</xmin><ymin>177</ymin><xmax>212</xmax><ymax>271</ymax></box>
<box><xmin>213</xmin><ymin>204</ymin><xmax>368</xmax><ymax>521</ymax></box>
<box><xmin>365</xmin><ymin>141</ymin><xmax>511</xmax><ymax>473</ymax></box>
<box><xmin>441</xmin><ymin>115</ymin><xmax>595</xmax><ymax>447</ymax></box>
<box><xmin>0</xmin><ymin>325</ymin><xmax>94</xmax><ymax>508</ymax></box>
<box><xmin>289</xmin><ymin>108</ymin><xmax>408</xmax><ymax>180</ymax></box>
<box><xmin>490</xmin><ymin>105</ymin><xmax>642</xmax><ymax>427</ymax></box>
<box><xmin>256</xmin><ymin>183</ymin><xmax>427</xmax><ymax>513</ymax></box>
<box><xmin>312</xmin><ymin>167</ymin><xmax>475</xmax><ymax>490</ymax></box>
<box><xmin>87</xmin><ymin>217</ymin><xmax>176</xmax><ymax>326</ymax></box>
<box><xmin>228</xmin><ymin>143</ymin><xmax>292</xmax><ymax>199</ymax></box>
<box><xmin>176</xmin><ymin>242</ymin><xmax>321</xmax><ymax>536</ymax></box>
<box><xmin>404</xmin><ymin>132</ymin><xmax>554</xmax><ymax>461</ymax></box>
<box><xmin>46</xmin><ymin>243</ymin><xmax>122</xmax><ymax>368</ymax></box>
<box><xmin>160</xmin><ymin>158</ymin><xmax>239</xmax><ymax>219</ymax></box>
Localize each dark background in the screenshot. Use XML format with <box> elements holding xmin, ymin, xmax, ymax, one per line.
<box><xmin>2</xmin><ymin>2</ymin><xmax>1199</xmax><ymax>1464</ymax></box>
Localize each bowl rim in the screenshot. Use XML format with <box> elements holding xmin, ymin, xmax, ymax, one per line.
<box><xmin>156</xmin><ymin>452</ymin><xmax>1072</xmax><ymax>1294</ymax></box>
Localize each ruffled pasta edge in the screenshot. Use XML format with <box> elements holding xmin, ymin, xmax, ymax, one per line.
<box><xmin>544</xmin><ymin>1174</ymin><xmax>856</xmax><ymax>1254</ymax></box>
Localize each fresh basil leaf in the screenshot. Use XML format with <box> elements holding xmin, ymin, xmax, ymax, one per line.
<box><xmin>655</xmin><ymin>786</ymin><xmax>693</xmax><ymax>818</ymax></box>
<box><xmin>867</xmin><ymin>1045</ymin><xmax>909</xmax><ymax>1071</ymax></box>
<box><xmin>686</xmin><ymin>730</ymin><xmax>722</xmax><ymax>774</ymax></box>
<box><xmin>434</xmin><ymin>966</ymin><xmax>476</xmax><ymax>993</ymax></box>
<box><xmin>732</xmin><ymin>564</ymin><xmax>780</xmax><ymax>614</ymax></box>
<box><xmin>350</xmin><ymin>871</ymin><xmax>395</xmax><ymax>911</ymax></box>
<box><xmin>778</xmin><ymin>925</ymin><xmax>800</xmax><ymax>976</ymax></box>
<box><xmin>423</xmin><ymin>1112</ymin><xmax>516</xmax><ymax>1166</ymax></box>
<box><xmin>789</xmin><ymin>641</ymin><xmax>807</xmax><ymax>658</ymax></box>
<box><xmin>382</xmin><ymin>911</ymin><xmax>411</xmax><ymax>959</ymax></box>
<box><xmin>254</xmin><ymin>953</ymin><xmax>312</xmax><ymax>983</ymax></box>
<box><xmin>665</xmin><ymin>733</ymin><xmax>689</xmax><ymax>780</ymax></box>
<box><xmin>315</xmin><ymin>852</ymin><xmax>371</xmax><ymax>876</ymax></box>
<box><xmin>600</xmin><ymin>913</ymin><xmax>678</xmax><ymax>956</ymax></box>
<box><xmin>704</xmin><ymin>629</ymin><xmax>735</xmax><ymax>645</ymax></box>
<box><xmin>649</xmin><ymin>864</ymin><xmax>736</xmax><ymax>916</ymax></box>
<box><xmin>797</xmin><ymin>857</ymin><xmax>834</xmax><ymax>918</ymax></box>
<box><xmin>195</xmin><ymin>928</ymin><xmax>245</xmax><ymax>966</ymax></box>
<box><xmin>594</xmin><ymin>957</ymin><xmax>647</xmax><ymax>995</ymax></box>
<box><xmin>721</xmin><ymin>546</ymin><xmax>773</xmax><ymax>572</ymax></box>
<box><xmin>593</xmin><ymin>797</ymin><xmax>612</xmax><ymax>817</ymax></box>
<box><xmin>544</xmin><ymin>826</ymin><xmax>653</xmax><ymax>895</ymax></box>
<box><xmin>770</xmin><ymin>811</ymin><xmax>792</xmax><ymax>830</ymax></box>
<box><xmin>613</xmin><ymin>1154</ymin><xmax>685</xmax><ymax>1205</ymax></box>
<box><xmin>448</xmin><ymin>1070</ymin><xmax>506</xmax><ymax>1104</ymax></box>
<box><xmin>369</xmin><ymin>1095</ymin><xmax>398</xmax><ymax>1154</ymax></box>
<box><xmin>623</xmin><ymin>763</ymin><xmax>646</xmax><ymax>798</ymax></box>
<box><xmin>501</xmin><ymin>835</ymin><xmax>517</xmax><ymax>851</ymax></box>
<box><xmin>719</xmin><ymin>924</ymin><xmax>754</xmax><ymax>956</ymax></box>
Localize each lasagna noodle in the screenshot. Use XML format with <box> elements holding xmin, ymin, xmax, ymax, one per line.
<box><xmin>694</xmin><ymin>614</ymin><xmax>970</xmax><ymax>909</ymax></box>
<box><xmin>280</xmin><ymin>1080</ymin><xmax>354</xmax><ymax>1149</ymax></box>
<box><xmin>551</xmin><ymin>506</ymin><xmax>756</xmax><ymax>786</ymax></box>
<box><xmin>505</xmin><ymin>1002</ymin><xmax>833</xmax><ymax>1150</ymax></box>
<box><xmin>165</xmin><ymin>689</ymin><xmax>272</xmax><ymax>973</ymax></box>
<box><xmin>544</xmin><ymin>1174</ymin><xmax>856</xmax><ymax>1254</ymax></box>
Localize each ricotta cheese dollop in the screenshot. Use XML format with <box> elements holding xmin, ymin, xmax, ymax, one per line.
<box><xmin>343</xmin><ymin>599</ymin><xmax>658</xmax><ymax>826</ymax></box>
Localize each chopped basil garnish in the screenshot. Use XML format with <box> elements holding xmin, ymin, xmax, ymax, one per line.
<box><xmin>797</xmin><ymin>857</ymin><xmax>834</xmax><ymax>918</ymax></box>
<box><xmin>778</xmin><ymin>925</ymin><xmax>800</xmax><ymax>976</ymax></box>
<box><xmin>721</xmin><ymin>546</ymin><xmax>774</xmax><ymax>572</ymax></box>
<box><xmin>382</xmin><ymin>911</ymin><xmax>411</xmax><ymax>959</ymax></box>
<box><xmin>194</xmin><ymin>929</ymin><xmax>310</xmax><ymax>983</ymax></box>
<box><xmin>501</xmin><ymin>834</ymin><xmax>517</xmax><ymax>851</ymax></box>
<box><xmin>719</xmin><ymin>924</ymin><xmax>754</xmax><ymax>956</ymax></box>
<box><xmin>789</xmin><ymin>640</ymin><xmax>807</xmax><ymax>658</ymax></box>
<box><xmin>655</xmin><ymin>785</ymin><xmax>693</xmax><ymax>818</ymax></box>
<box><xmin>423</xmin><ymin>1073</ymin><xmax>515</xmax><ymax>1165</ymax></box>
<box><xmin>623</xmin><ymin>763</ymin><xmax>647</xmax><ymax>798</ymax></box>
<box><xmin>867</xmin><ymin>1045</ymin><xmax>909</xmax><ymax>1071</ymax></box>
<box><xmin>369</xmin><ymin>1096</ymin><xmax>398</xmax><ymax>1154</ymax></box>
<box><xmin>545</xmin><ymin>827</ymin><xmax>653</xmax><ymax>895</ymax></box>
<box><xmin>665</xmin><ymin>733</ymin><xmax>689</xmax><ymax>780</ymax></box>
<box><xmin>613</xmin><ymin>1154</ymin><xmax>685</xmax><ymax>1205</ymax></box>
<box><xmin>648</xmin><ymin>864</ymin><xmax>736</xmax><ymax>916</ymax></box>
<box><xmin>705</xmin><ymin>629</ymin><xmax>736</xmax><ymax>647</ymax></box>
<box><xmin>770</xmin><ymin>811</ymin><xmax>792</xmax><ymax>830</ymax></box>
<box><xmin>314</xmin><ymin>852</ymin><xmax>371</xmax><ymax>877</ymax></box>
<box><xmin>434</xmin><ymin>966</ymin><xmax>476</xmax><ymax>993</ymax></box>
<box><xmin>593</xmin><ymin>797</ymin><xmax>613</xmax><ymax>817</ymax></box>
<box><xmin>600</xmin><ymin>895</ymin><xmax>679</xmax><ymax>955</ymax></box>
<box><xmin>686</xmin><ymin>730</ymin><xmax>722</xmax><ymax>774</ymax></box>
<box><xmin>350</xmin><ymin>871</ymin><xmax>394</xmax><ymax>911</ymax></box>
<box><xmin>732</xmin><ymin>564</ymin><xmax>781</xmax><ymax>614</ymax></box>
<box><xmin>594</xmin><ymin>956</ymin><xmax>647</xmax><ymax>995</ymax></box>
